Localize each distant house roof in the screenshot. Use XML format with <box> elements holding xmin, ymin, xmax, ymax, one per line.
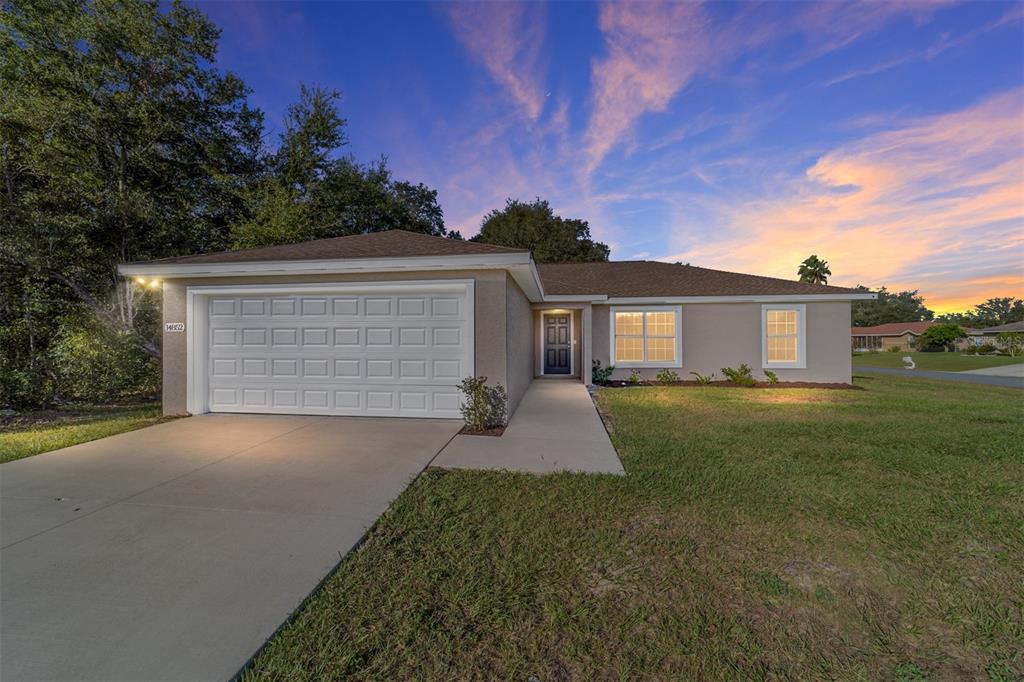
<box><xmin>851</xmin><ymin>321</ymin><xmax>937</xmax><ymax>336</ymax></box>
<box><xmin>973</xmin><ymin>320</ymin><xmax>1024</xmax><ymax>334</ymax></box>
<box><xmin>537</xmin><ymin>261</ymin><xmax>864</xmax><ymax>298</ymax></box>
<box><xmin>132</xmin><ymin>229</ymin><xmax>528</xmax><ymax>265</ymax></box>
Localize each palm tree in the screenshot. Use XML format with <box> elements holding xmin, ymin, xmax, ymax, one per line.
<box><xmin>798</xmin><ymin>255</ymin><xmax>831</xmax><ymax>284</ymax></box>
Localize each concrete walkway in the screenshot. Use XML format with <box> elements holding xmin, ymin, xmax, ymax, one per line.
<box><xmin>1</xmin><ymin>414</ymin><xmax>461</xmax><ymax>681</ymax></box>
<box><xmin>856</xmin><ymin>366</ymin><xmax>1024</xmax><ymax>388</ymax></box>
<box><xmin>433</xmin><ymin>380</ymin><xmax>625</xmax><ymax>475</ymax></box>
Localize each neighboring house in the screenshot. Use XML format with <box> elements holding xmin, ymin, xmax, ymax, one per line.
<box><xmin>851</xmin><ymin>321</ymin><xmax>937</xmax><ymax>352</ymax></box>
<box><xmin>967</xmin><ymin>320</ymin><xmax>1024</xmax><ymax>348</ymax></box>
<box><xmin>119</xmin><ymin>230</ymin><xmax>874</xmax><ymax>420</ymax></box>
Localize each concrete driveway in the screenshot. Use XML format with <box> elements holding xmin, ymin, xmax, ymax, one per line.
<box><xmin>1</xmin><ymin>414</ymin><xmax>460</xmax><ymax>681</ymax></box>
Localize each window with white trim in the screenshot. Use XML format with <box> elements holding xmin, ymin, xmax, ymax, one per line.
<box><xmin>761</xmin><ymin>304</ymin><xmax>806</xmax><ymax>369</ymax></box>
<box><xmin>611</xmin><ymin>307</ymin><xmax>681</xmax><ymax>367</ymax></box>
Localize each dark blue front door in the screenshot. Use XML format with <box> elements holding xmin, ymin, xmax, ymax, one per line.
<box><xmin>544</xmin><ymin>314</ymin><xmax>571</xmax><ymax>375</ymax></box>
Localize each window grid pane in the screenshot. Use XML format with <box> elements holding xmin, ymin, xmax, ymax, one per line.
<box><xmin>614</xmin><ymin>309</ymin><xmax>677</xmax><ymax>364</ymax></box>
<box><xmin>646</xmin><ymin>337</ymin><xmax>675</xmax><ymax>362</ymax></box>
<box><xmin>615</xmin><ymin>337</ymin><xmax>644</xmax><ymax>362</ymax></box>
<box><xmin>645</xmin><ymin>311</ymin><xmax>675</xmax><ymax>337</ymax></box>
<box><xmin>615</xmin><ymin>312</ymin><xmax>643</xmax><ymax>336</ymax></box>
<box><xmin>765</xmin><ymin>308</ymin><xmax>799</xmax><ymax>363</ymax></box>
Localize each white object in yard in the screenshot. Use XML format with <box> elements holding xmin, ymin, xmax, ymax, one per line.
<box><xmin>902</xmin><ymin>356</ymin><xmax>916</xmax><ymax>369</ymax></box>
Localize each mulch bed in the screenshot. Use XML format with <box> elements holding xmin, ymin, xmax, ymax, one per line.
<box><xmin>459</xmin><ymin>425</ymin><xmax>506</xmax><ymax>437</ymax></box>
<box><xmin>598</xmin><ymin>380</ymin><xmax>859</xmax><ymax>390</ymax></box>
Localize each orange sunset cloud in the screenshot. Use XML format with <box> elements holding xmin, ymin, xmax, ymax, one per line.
<box><xmin>669</xmin><ymin>89</ymin><xmax>1024</xmax><ymax>313</ymax></box>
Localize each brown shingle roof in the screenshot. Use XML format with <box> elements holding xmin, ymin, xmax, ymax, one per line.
<box><xmin>134</xmin><ymin>230</ymin><xmax>527</xmax><ymax>265</ymax></box>
<box><xmin>536</xmin><ymin>261</ymin><xmax>864</xmax><ymax>297</ymax></box>
<box><xmin>850</xmin><ymin>321</ymin><xmax>936</xmax><ymax>336</ymax></box>
<box><xmin>975</xmin><ymin>320</ymin><xmax>1024</xmax><ymax>333</ymax></box>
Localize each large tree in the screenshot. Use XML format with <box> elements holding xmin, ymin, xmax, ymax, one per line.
<box><xmin>937</xmin><ymin>297</ymin><xmax>1024</xmax><ymax>328</ymax></box>
<box><xmin>1</xmin><ymin>0</ymin><xmax>262</xmax><ymax>405</ymax></box>
<box><xmin>230</xmin><ymin>85</ymin><xmax>447</xmax><ymax>248</ymax></box>
<box><xmin>471</xmin><ymin>198</ymin><xmax>609</xmax><ymax>262</ymax></box>
<box><xmin>797</xmin><ymin>255</ymin><xmax>831</xmax><ymax>284</ymax></box>
<box><xmin>852</xmin><ymin>287</ymin><xmax>934</xmax><ymax>327</ymax></box>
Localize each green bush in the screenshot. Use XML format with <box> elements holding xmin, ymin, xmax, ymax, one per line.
<box><xmin>655</xmin><ymin>369</ymin><xmax>679</xmax><ymax>384</ymax></box>
<box><xmin>627</xmin><ymin>369</ymin><xmax>643</xmax><ymax>385</ymax></box>
<box><xmin>457</xmin><ymin>376</ymin><xmax>507</xmax><ymax>431</ymax></box>
<box><xmin>689</xmin><ymin>371</ymin><xmax>714</xmax><ymax>385</ymax></box>
<box><xmin>591</xmin><ymin>359</ymin><xmax>615</xmax><ymax>384</ymax></box>
<box><xmin>48</xmin><ymin>321</ymin><xmax>159</xmax><ymax>404</ymax></box>
<box><xmin>763</xmin><ymin>370</ymin><xmax>779</xmax><ymax>384</ymax></box>
<box><xmin>721</xmin><ymin>364</ymin><xmax>756</xmax><ymax>387</ymax></box>
<box><xmin>995</xmin><ymin>332</ymin><xmax>1022</xmax><ymax>357</ymax></box>
<box><xmin>974</xmin><ymin>342</ymin><xmax>998</xmax><ymax>354</ymax></box>
<box><xmin>886</xmin><ymin>345</ymin><xmax>902</xmax><ymax>352</ymax></box>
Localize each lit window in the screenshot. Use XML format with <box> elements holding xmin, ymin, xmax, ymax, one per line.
<box><xmin>762</xmin><ymin>305</ymin><xmax>806</xmax><ymax>368</ymax></box>
<box><xmin>612</xmin><ymin>308</ymin><xmax>680</xmax><ymax>366</ymax></box>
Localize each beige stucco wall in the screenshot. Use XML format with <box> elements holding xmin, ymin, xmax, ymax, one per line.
<box><xmin>504</xmin><ymin>274</ymin><xmax>534</xmax><ymax>415</ymax></box>
<box><xmin>592</xmin><ymin>301</ymin><xmax>853</xmax><ymax>384</ymax></box>
<box><xmin>159</xmin><ymin>270</ymin><xmax>510</xmax><ymax>416</ymax></box>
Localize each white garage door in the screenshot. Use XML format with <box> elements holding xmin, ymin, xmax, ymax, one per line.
<box><xmin>203</xmin><ymin>283</ymin><xmax>472</xmax><ymax>418</ymax></box>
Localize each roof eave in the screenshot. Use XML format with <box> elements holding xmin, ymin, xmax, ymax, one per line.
<box><xmin>118</xmin><ymin>251</ymin><xmax>547</xmax><ymax>302</ymax></box>
<box><xmin>601</xmin><ymin>293</ymin><xmax>876</xmax><ymax>304</ymax></box>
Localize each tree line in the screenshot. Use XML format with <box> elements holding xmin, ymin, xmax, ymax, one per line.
<box><xmin>0</xmin><ymin>0</ymin><xmax>608</xmax><ymax>409</ymax></box>
<box><xmin>796</xmin><ymin>257</ymin><xmax>1022</xmax><ymax>328</ymax></box>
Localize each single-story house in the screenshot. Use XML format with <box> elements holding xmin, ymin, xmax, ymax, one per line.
<box><xmin>966</xmin><ymin>320</ymin><xmax>1024</xmax><ymax>348</ymax></box>
<box><xmin>850</xmin><ymin>321</ymin><xmax>937</xmax><ymax>352</ymax></box>
<box><xmin>119</xmin><ymin>230</ymin><xmax>874</xmax><ymax>420</ymax></box>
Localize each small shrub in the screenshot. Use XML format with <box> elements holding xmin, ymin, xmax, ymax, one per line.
<box><xmin>689</xmin><ymin>371</ymin><xmax>714</xmax><ymax>385</ymax></box>
<box><xmin>975</xmin><ymin>342</ymin><xmax>998</xmax><ymax>354</ymax></box>
<box><xmin>886</xmin><ymin>345</ymin><xmax>902</xmax><ymax>352</ymax></box>
<box><xmin>627</xmin><ymin>369</ymin><xmax>643</xmax><ymax>385</ymax></box>
<box><xmin>457</xmin><ymin>376</ymin><xmax>507</xmax><ymax>431</ymax></box>
<box><xmin>763</xmin><ymin>370</ymin><xmax>779</xmax><ymax>384</ymax></box>
<box><xmin>591</xmin><ymin>359</ymin><xmax>614</xmax><ymax>384</ymax></box>
<box><xmin>721</xmin><ymin>364</ymin><xmax>756</xmax><ymax>387</ymax></box>
<box><xmin>655</xmin><ymin>369</ymin><xmax>679</xmax><ymax>384</ymax></box>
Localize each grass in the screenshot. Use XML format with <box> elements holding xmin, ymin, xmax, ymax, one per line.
<box><xmin>0</xmin><ymin>404</ymin><xmax>168</xmax><ymax>463</ymax></box>
<box><xmin>853</xmin><ymin>350</ymin><xmax>1023</xmax><ymax>371</ymax></box>
<box><xmin>244</xmin><ymin>375</ymin><xmax>1023</xmax><ymax>680</ymax></box>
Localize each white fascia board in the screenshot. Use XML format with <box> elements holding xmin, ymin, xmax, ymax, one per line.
<box><xmin>117</xmin><ymin>251</ymin><xmax>532</xmax><ymax>278</ymax></box>
<box><xmin>509</xmin><ymin>262</ymin><xmax>545</xmax><ymax>302</ymax></box>
<box><xmin>542</xmin><ymin>294</ymin><xmax>608</xmax><ymax>303</ymax></box>
<box><xmin>602</xmin><ymin>293</ymin><xmax>876</xmax><ymax>304</ymax></box>
<box><xmin>118</xmin><ymin>251</ymin><xmax>546</xmax><ymax>302</ymax></box>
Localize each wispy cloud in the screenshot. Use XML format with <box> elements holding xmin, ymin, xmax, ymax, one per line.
<box><xmin>825</xmin><ymin>4</ymin><xmax>1024</xmax><ymax>86</ymax></box>
<box><xmin>667</xmin><ymin>89</ymin><xmax>1024</xmax><ymax>312</ymax></box>
<box><xmin>584</xmin><ymin>2</ymin><xmax>711</xmax><ymax>172</ymax></box>
<box><xmin>583</xmin><ymin>0</ymin><xmax>946</xmax><ymax>173</ymax></box>
<box><xmin>441</xmin><ymin>2</ymin><xmax>547</xmax><ymax>121</ymax></box>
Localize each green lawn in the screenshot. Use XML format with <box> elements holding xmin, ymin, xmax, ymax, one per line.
<box><xmin>0</xmin><ymin>404</ymin><xmax>168</xmax><ymax>463</ymax></box>
<box><xmin>244</xmin><ymin>375</ymin><xmax>1023</xmax><ymax>681</ymax></box>
<box><xmin>853</xmin><ymin>350</ymin><xmax>1023</xmax><ymax>371</ymax></box>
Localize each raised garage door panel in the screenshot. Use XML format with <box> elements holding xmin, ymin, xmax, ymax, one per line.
<box><xmin>205</xmin><ymin>286</ymin><xmax>471</xmax><ymax>418</ymax></box>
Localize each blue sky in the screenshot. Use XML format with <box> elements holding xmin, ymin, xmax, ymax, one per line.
<box><xmin>195</xmin><ymin>1</ymin><xmax>1023</xmax><ymax>312</ymax></box>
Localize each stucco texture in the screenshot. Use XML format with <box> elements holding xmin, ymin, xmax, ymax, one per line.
<box><xmin>592</xmin><ymin>302</ymin><xmax>853</xmax><ymax>384</ymax></box>
<box><xmin>159</xmin><ymin>270</ymin><xmax>520</xmax><ymax>416</ymax></box>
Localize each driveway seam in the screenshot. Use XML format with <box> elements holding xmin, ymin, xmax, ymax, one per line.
<box><xmin>0</xmin><ymin>418</ymin><xmax>322</xmax><ymax>550</ymax></box>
